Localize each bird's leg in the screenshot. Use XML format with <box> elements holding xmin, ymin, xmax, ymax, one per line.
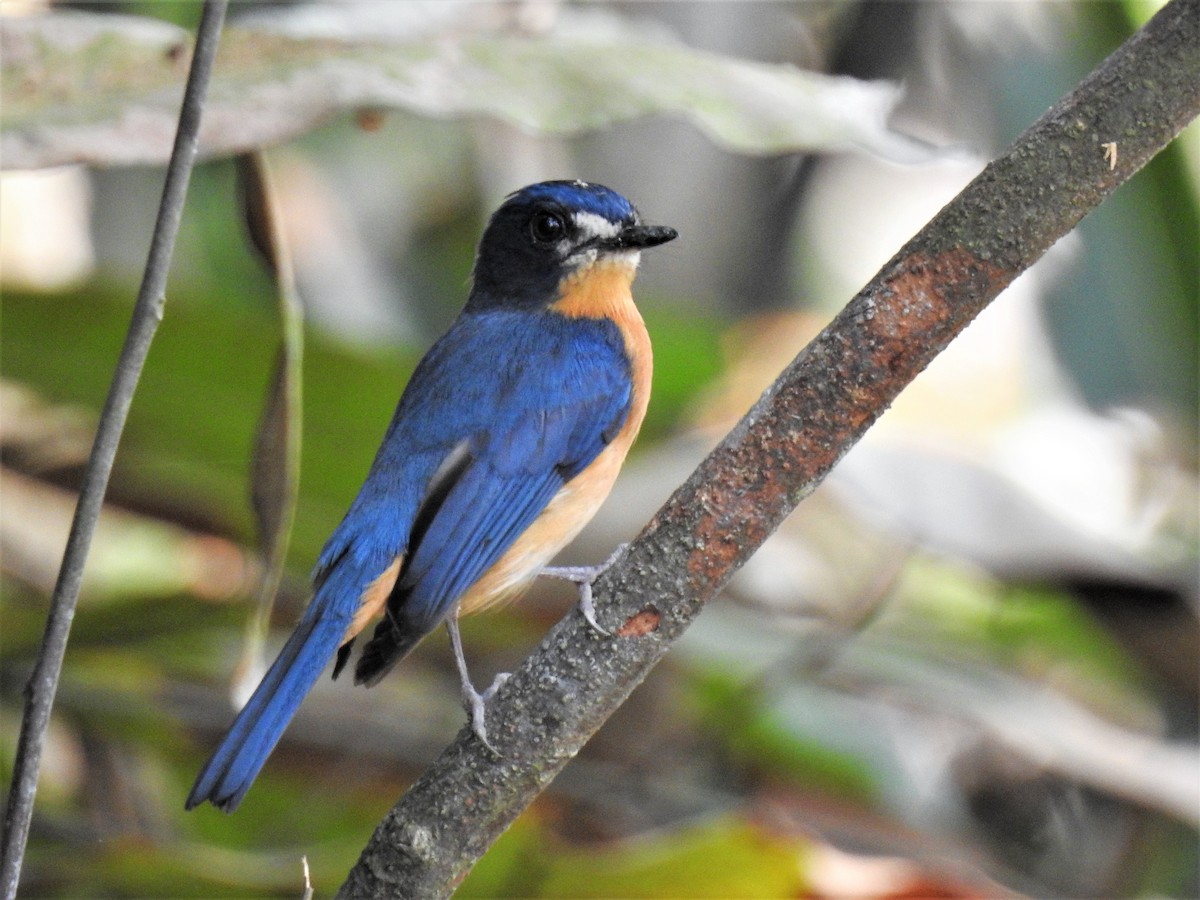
<box><xmin>446</xmin><ymin>614</ymin><xmax>509</xmax><ymax>754</ymax></box>
<box><xmin>540</xmin><ymin>542</ymin><xmax>628</xmax><ymax>636</ymax></box>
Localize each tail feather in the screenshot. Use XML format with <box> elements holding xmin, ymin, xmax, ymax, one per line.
<box><xmin>186</xmin><ymin>602</ymin><xmax>346</xmax><ymax>813</ymax></box>
<box><xmin>353</xmin><ymin>612</ymin><xmax>427</xmax><ymax>687</ymax></box>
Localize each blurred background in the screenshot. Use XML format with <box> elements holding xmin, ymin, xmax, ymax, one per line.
<box><xmin>1</xmin><ymin>1</ymin><xmax>1196</xmax><ymax>897</ymax></box>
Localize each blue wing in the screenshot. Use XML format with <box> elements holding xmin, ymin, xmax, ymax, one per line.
<box><xmin>352</xmin><ymin>308</ymin><xmax>633</xmax><ymax>683</ymax></box>
<box><xmin>187</xmin><ymin>308</ymin><xmax>631</xmax><ymax>809</ymax></box>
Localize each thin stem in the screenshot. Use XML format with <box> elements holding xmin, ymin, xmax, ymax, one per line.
<box><xmin>0</xmin><ymin>3</ymin><xmax>229</xmax><ymax>897</ymax></box>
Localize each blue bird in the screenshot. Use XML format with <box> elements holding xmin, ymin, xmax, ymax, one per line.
<box><xmin>187</xmin><ymin>180</ymin><xmax>676</xmax><ymax>812</ymax></box>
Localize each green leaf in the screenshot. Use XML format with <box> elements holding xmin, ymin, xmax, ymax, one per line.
<box><xmin>2</xmin><ymin>8</ymin><xmax>928</xmax><ymax>170</ymax></box>
<box><xmin>459</xmin><ymin>815</ymin><xmax>810</xmax><ymax>899</ymax></box>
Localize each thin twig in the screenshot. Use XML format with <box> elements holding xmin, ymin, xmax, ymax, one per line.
<box><xmin>337</xmin><ymin>1</ymin><xmax>1200</xmax><ymax>896</ymax></box>
<box><xmin>0</xmin><ymin>4</ymin><xmax>230</xmax><ymax>897</ymax></box>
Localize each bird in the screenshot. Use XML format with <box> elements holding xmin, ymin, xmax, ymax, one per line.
<box><xmin>186</xmin><ymin>180</ymin><xmax>677</xmax><ymax>812</ymax></box>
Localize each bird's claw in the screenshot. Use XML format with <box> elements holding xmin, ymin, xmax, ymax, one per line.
<box><xmin>462</xmin><ymin>671</ymin><xmax>510</xmax><ymax>754</ymax></box>
<box><xmin>540</xmin><ymin>543</ymin><xmax>627</xmax><ymax>636</ymax></box>
<box><xmin>576</xmin><ymin>580</ymin><xmax>607</xmax><ymax>636</ymax></box>
<box><xmin>447</xmin><ymin>616</ymin><xmax>509</xmax><ymax>754</ymax></box>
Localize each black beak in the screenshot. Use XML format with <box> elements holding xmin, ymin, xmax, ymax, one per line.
<box><xmin>611</xmin><ymin>223</ymin><xmax>678</xmax><ymax>250</ymax></box>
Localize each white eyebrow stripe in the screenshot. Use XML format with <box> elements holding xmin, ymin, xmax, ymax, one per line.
<box><xmin>572</xmin><ymin>210</ymin><xmax>622</xmax><ymax>241</ymax></box>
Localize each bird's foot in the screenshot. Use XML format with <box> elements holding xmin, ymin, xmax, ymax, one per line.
<box><xmin>540</xmin><ymin>542</ymin><xmax>628</xmax><ymax>636</ymax></box>
<box><xmin>446</xmin><ymin>616</ymin><xmax>508</xmax><ymax>754</ymax></box>
<box><xmin>462</xmin><ymin>670</ymin><xmax>510</xmax><ymax>754</ymax></box>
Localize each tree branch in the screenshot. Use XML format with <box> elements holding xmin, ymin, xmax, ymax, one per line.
<box><xmin>337</xmin><ymin>1</ymin><xmax>1199</xmax><ymax>895</ymax></box>
<box><xmin>0</xmin><ymin>4</ymin><xmax>229</xmax><ymax>898</ymax></box>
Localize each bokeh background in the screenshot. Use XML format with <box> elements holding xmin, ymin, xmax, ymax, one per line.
<box><xmin>2</xmin><ymin>1</ymin><xmax>1197</xmax><ymax>897</ymax></box>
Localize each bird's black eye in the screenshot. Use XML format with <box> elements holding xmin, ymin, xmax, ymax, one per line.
<box><xmin>530</xmin><ymin>210</ymin><xmax>566</xmax><ymax>245</ymax></box>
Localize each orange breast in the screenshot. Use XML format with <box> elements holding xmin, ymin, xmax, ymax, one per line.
<box><xmin>456</xmin><ymin>257</ymin><xmax>652</xmax><ymax>615</ymax></box>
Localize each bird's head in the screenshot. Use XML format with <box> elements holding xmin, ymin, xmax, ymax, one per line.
<box><xmin>468</xmin><ymin>180</ymin><xmax>677</xmax><ymax>310</ymax></box>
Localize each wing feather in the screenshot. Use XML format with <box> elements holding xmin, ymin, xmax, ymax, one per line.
<box><xmin>352</xmin><ymin>309</ymin><xmax>632</xmax><ymax>683</ymax></box>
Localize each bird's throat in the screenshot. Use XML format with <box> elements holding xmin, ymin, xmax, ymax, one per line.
<box><xmin>550</xmin><ymin>256</ymin><xmax>640</xmax><ymax>321</ymax></box>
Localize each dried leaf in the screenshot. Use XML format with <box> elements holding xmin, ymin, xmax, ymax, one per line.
<box><xmin>234</xmin><ymin>152</ymin><xmax>304</xmax><ymax>705</ymax></box>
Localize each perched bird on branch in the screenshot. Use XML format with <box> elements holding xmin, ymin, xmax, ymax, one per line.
<box><xmin>187</xmin><ymin>180</ymin><xmax>676</xmax><ymax>812</ymax></box>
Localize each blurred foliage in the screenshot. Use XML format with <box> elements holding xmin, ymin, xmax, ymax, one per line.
<box><xmin>3</xmin><ymin>3</ymin><xmax>925</xmax><ymax>169</ymax></box>
<box><xmin>0</xmin><ymin>276</ymin><xmax>723</xmax><ymax>567</ymax></box>
<box><xmin>460</xmin><ymin>815</ymin><xmax>810</xmax><ymax>899</ymax></box>
<box><xmin>2</xmin><ymin>1</ymin><xmax>1197</xmax><ymax>898</ymax></box>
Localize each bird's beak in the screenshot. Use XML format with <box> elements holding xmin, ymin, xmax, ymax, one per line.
<box><xmin>610</xmin><ymin>224</ymin><xmax>678</xmax><ymax>250</ymax></box>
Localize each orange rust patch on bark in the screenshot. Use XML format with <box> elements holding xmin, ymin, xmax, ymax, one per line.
<box><xmin>679</xmin><ymin>246</ymin><xmax>1006</xmax><ymax>593</ymax></box>
<box><xmin>876</xmin><ymin>247</ymin><xmax>1008</xmax><ymax>344</ymax></box>
<box><xmin>616</xmin><ymin>606</ymin><xmax>661</xmax><ymax>637</ymax></box>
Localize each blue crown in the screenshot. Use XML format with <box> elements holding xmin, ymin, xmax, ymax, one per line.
<box><xmin>504</xmin><ymin>180</ymin><xmax>638</xmax><ymax>224</ymax></box>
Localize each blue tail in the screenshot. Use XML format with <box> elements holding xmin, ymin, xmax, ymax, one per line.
<box><xmin>186</xmin><ymin>596</ymin><xmax>348</xmax><ymax>812</ymax></box>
